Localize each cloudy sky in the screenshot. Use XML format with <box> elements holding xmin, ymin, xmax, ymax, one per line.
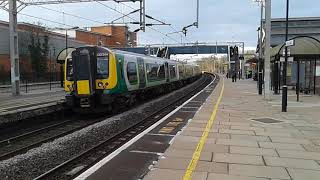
<box><xmin>1</xmin><ymin>0</ymin><xmax>320</xmax><ymax>49</ymax></box>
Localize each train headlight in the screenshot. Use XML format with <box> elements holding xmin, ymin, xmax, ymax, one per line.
<box><xmin>98</xmin><ymin>82</ymin><xmax>103</xmax><ymax>87</ymax></box>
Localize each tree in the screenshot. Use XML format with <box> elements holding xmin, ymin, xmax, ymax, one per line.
<box><xmin>196</xmin><ymin>55</ymin><xmax>229</xmax><ymax>73</ymax></box>
<box><xmin>27</xmin><ymin>23</ymin><xmax>49</xmax><ymax>79</ymax></box>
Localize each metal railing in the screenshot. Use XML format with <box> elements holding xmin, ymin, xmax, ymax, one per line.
<box><xmin>0</xmin><ymin>72</ymin><xmax>62</xmax><ymax>93</ymax></box>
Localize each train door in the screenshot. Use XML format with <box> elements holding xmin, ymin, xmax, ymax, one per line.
<box><xmin>72</xmin><ymin>48</ymin><xmax>95</xmax><ymax>97</ymax></box>
<box><xmin>137</xmin><ymin>58</ymin><xmax>146</xmax><ymax>88</ymax></box>
<box><xmin>165</xmin><ymin>62</ymin><xmax>169</xmax><ymax>82</ymax></box>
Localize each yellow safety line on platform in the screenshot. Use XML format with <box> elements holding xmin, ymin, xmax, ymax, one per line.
<box><xmin>183</xmin><ymin>77</ymin><xmax>224</xmax><ymax>180</ymax></box>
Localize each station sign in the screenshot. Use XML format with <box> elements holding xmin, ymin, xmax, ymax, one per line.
<box><xmin>280</xmin><ymin>57</ymin><xmax>294</xmax><ymax>62</ymax></box>
<box><xmin>285</xmin><ymin>39</ymin><xmax>295</xmax><ymax>47</ymax></box>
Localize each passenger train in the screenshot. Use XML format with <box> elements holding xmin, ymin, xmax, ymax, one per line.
<box><xmin>61</xmin><ymin>46</ymin><xmax>201</xmax><ymax>112</ymax></box>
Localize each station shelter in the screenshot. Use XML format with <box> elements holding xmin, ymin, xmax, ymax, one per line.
<box><xmin>270</xmin><ymin>36</ymin><xmax>320</xmax><ymax>96</ymax></box>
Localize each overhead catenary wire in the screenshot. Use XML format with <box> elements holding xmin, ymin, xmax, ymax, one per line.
<box><xmin>116</xmin><ymin>0</ymin><xmax>192</xmax><ymax>44</ymax></box>
<box><xmin>34</xmin><ymin>5</ymin><xmax>107</xmax><ymax>25</ymax></box>
<box><xmin>1</xmin><ymin>1</ymin><xmax>181</xmax><ymax>45</ymax></box>
<box><xmin>95</xmin><ymin>0</ymin><xmax>181</xmax><ymax>44</ymax></box>
<box><xmin>19</xmin><ymin>12</ymin><xmax>76</xmax><ymax>28</ymax></box>
<box><xmin>19</xmin><ymin>12</ymin><xmax>155</xmax><ymax>46</ymax></box>
<box><xmin>32</xmin><ymin>1</ymin><xmax>158</xmax><ymax>44</ymax></box>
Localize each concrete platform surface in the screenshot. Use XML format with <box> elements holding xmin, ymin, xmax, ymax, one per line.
<box><xmin>0</xmin><ymin>88</ymin><xmax>65</xmax><ymax>125</ymax></box>
<box><xmin>144</xmin><ymin>76</ymin><xmax>320</xmax><ymax>180</ymax></box>
<box><xmin>0</xmin><ymin>88</ymin><xmax>64</xmax><ymax>113</ymax></box>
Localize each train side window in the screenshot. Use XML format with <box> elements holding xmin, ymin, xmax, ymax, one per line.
<box><xmin>146</xmin><ymin>63</ymin><xmax>159</xmax><ymax>81</ymax></box>
<box><xmin>169</xmin><ymin>65</ymin><xmax>176</xmax><ymax>79</ymax></box>
<box><xmin>178</xmin><ymin>65</ymin><xmax>184</xmax><ymax>78</ymax></box>
<box><xmin>158</xmin><ymin>64</ymin><xmax>165</xmax><ymax>80</ymax></box>
<box><xmin>127</xmin><ymin>62</ymin><xmax>138</xmax><ymax>84</ymax></box>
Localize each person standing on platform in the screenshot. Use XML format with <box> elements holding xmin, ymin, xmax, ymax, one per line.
<box><xmin>232</xmin><ymin>70</ymin><xmax>237</xmax><ymax>82</ymax></box>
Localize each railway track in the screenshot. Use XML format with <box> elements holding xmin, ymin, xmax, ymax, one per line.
<box><xmin>0</xmin><ymin>115</ymin><xmax>110</xmax><ymax>161</ymax></box>
<box><xmin>34</xmin><ymin>73</ymin><xmax>218</xmax><ymax>180</ymax></box>
<box><xmin>0</xmin><ymin>75</ymin><xmax>202</xmax><ymax>162</ymax></box>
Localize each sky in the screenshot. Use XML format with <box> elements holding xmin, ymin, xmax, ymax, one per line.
<box><xmin>1</xmin><ymin>0</ymin><xmax>320</xmax><ymax>50</ymax></box>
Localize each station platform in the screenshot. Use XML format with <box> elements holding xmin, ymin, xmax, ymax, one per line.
<box><xmin>144</xmin><ymin>77</ymin><xmax>320</xmax><ymax>180</ymax></box>
<box><xmin>76</xmin><ymin>75</ymin><xmax>320</xmax><ymax>180</ymax></box>
<box><xmin>0</xmin><ymin>88</ymin><xmax>65</xmax><ymax>126</ymax></box>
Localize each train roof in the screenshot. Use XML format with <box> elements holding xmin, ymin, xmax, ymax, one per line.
<box><xmin>110</xmin><ymin>48</ymin><xmax>178</xmax><ymax>63</ymax></box>
<box><xmin>66</xmin><ymin>46</ymin><xmax>199</xmax><ymax>67</ymax></box>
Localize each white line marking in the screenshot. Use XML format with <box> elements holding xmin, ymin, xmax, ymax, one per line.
<box><xmin>74</xmin><ymin>75</ymin><xmax>217</xmax><ymax>180</ymax></box>
<box><xmin>147</xmin><ymin>133</ymin><xmax>175</xmax><ymax>137</ymax></box>
<box><xmin>129</xmin><ymin>150</ymin><xmax>163</xmax><ymax>155</ymax></box>
<box><xmin>181</xmin><ymin>106</ymin><xmax>200</xmax><ymax>109</ymax></box>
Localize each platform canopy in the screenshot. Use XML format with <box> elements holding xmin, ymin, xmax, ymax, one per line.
<box><xmin>56</xmin><ymin>48</ymin><xmax>76</xmax><ymax>64</ymax></box>
<box><xmin>271</xmin><ymin>36</ymin><xmax>320</xmax><ymax>59</ymax></box>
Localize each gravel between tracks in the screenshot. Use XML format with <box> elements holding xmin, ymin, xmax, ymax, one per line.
<box><xmin>0</xmin><ymin>76</ymin><xmax>208</xmax><ymax>180</ymax></box>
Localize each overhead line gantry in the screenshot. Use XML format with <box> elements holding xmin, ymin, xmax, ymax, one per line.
<box><xmin>0</xmin><ymin>0</ymin><xmax>145</xmax><ymax>96</ymax></box>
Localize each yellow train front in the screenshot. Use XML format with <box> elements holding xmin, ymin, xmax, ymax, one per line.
<box><xmin>60</xmin><ymin>46</ymin><xmax>201</xmax><ymax>112</ymax></box>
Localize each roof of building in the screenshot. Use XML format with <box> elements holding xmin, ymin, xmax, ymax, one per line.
<box><xmin>262</xmin><ymin>17</ymin><xmax>320</xmax><ymax>22</ymax></box>
<box><xmin>271</xmin><ymin>36</ymin><xmax>320</xmax><ymax>58</ymax></box>
<box><xmin>75</xmin><ymin>28</ymin><xmax>112</xmax><ymax>37</ymax></box>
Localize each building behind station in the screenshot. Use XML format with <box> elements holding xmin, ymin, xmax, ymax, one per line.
<box><xmin>0</xmin><ymin>21</ymin><xmax>137</xmax><ymax>84</ymax></box>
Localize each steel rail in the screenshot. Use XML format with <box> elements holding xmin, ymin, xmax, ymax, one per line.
<box><xmin>0</xmin><ymin>119</ymin><xmax>74</xmax><ymax>145</ymax></box>
<box><xmin>0</xmin><ymin>116</ymin><xmax>109</xmax><ymax>161</ymax></box>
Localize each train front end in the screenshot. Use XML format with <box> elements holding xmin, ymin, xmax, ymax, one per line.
<box><xmin>65</xmin><ymin>46</ymin><xmax>118</xmax><ymax>111</ymax></box>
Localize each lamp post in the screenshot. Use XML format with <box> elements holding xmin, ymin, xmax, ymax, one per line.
<box><xmin>256</xmin><ymin>0</ymin><xmax>264</xmax><ymax>95</ymax></box>
<box><xmin>60</xmin><ymin>26</ymin><xmax>79</xmax><ymax>87</ymax></box>
<box><xmin>264</xmin><ymin>0</ymin><xmax>271</xmax><ymax>100</ymax></box>
<box><xmin>282</xmin><ymin>0</ymin><xmax>289</xmax><ymax>112</ymax></box>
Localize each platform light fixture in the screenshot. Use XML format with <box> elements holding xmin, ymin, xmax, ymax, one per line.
<box><xmin>254</xmin><ymin>0</ymin><xmax>264</xmax><ymax>95</ymax></box>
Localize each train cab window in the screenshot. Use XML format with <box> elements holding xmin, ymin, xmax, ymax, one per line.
<box><xmin>75</xmin><ymin>55</ymin><xmax>90</xmax><ymax>80</ymax></box>
<box><xmin>66</xmin><ymin>58</ymin><xmax>73</xmax><ymax>81</ymax></box>
<box><xmin>127</xmin><ymin>62</ymin><xmax>138</xmax><ymax>84</ymax></box>
<box><xmin>169</xmin><ymin>65</ymin><xmax>176</xmax><ymax>79</ymax></box>
<box><xmin>96</xmin><ymin>56</ymin><xmax>109</xmax><ymax>79</ymax></box>
<box><xmin>146</xmin><ymin>63</ymin><xmax>159</xmax><ymax>81</ymax></box>
<box><xmin>158</xmin><ymin>64</ymin><xmax>165</xmax><ymax>80</ymax></box>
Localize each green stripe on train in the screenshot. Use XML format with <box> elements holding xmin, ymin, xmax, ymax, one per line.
<box><xmin>105</xmin><ymin>53</ymin><xmax>128</xmax><ymax>94</ymax></box>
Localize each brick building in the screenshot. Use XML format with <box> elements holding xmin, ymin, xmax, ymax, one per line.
<box><xmin>0</xmin><ymin>21</ymin><xmax>85</xmax><ymax>84</ymax></box>
<box><xmin>75</xmin><ymin>25</ymin><xmax>137</xmax><ymax>47</ymax></box>
<box><xmin>0</xmin><ymin>21</ymin><xmax>137</xmax><ymax>84</ymax></box>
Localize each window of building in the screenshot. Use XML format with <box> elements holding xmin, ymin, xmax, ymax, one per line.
<box><xmin>127</xmin><ymin>62</ymin><xmax>138</xmax><ymax>84</ymax></box>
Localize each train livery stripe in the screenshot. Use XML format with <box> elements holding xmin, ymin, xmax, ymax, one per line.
<box><xmin>76</xmin><ymin>80</ymin><xmax>90</xmax><ymax>95</ymax></box>
<box><xmin>183</xmin><ymin>77</ymin><xmax>225</xmax><ymax>180</ymax></box>
<box><xmin>107</xmin><ymin>51</ymin><xmax>118</xmax><ymax>90</ymax></box>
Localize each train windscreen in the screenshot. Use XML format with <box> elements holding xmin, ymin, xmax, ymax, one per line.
<box><xmin>75</xmin><ymin>54</ymin><xmax>90</xmax><ymax>80</ymax></box>
<box><xmin>96</xmin><ymin>56</ymin><xmax>109</xmax><ymax>79</ymax></box>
